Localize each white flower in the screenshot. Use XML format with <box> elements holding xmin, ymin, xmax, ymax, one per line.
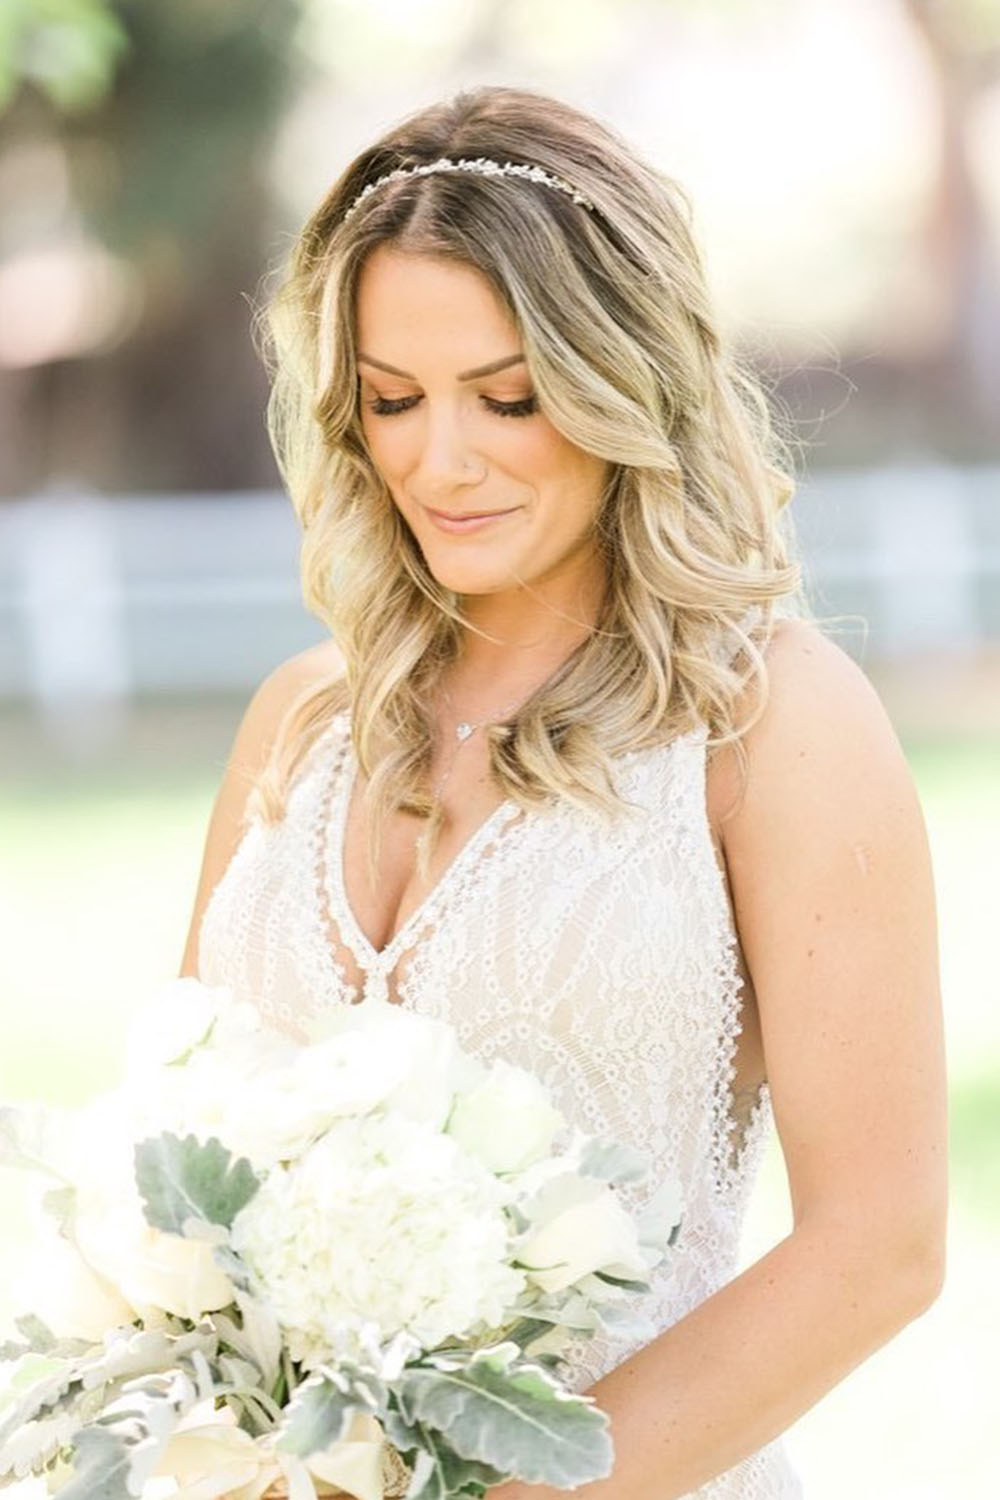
<box><xmin>72</xmin><ymin>1177</ymin><xmax>234</xmax><ymax>1323</ymax></box>
<box><xmin>124</xmin><ymin>976</ymin><xmax>238</xmax><ymax>1074</ymax></box>
<box><xmin>20</xmin><ymin>1212</ymin><xmax>134</xmax><ymax>1342</ymax></box>
<box><xmin>48</xmin><ymin>1094</ymin><xmax>235</xmax><ymax>1323</ymax></box>
<box><xmin>215</xmin><ymin>1028</ymin><xmax>414</xmax><ymax>1169</ymax></box>
<box><xmin>127</xmin><ymin>990</ymin><xmax>487</xmax><ymax>1174</ymax></box>
<box><xmin>146</xmin><ymin>1400</ymin><xmax>391</xmax><ymax>1500</ymax></box>
<box><xmin>308</xmin><ymin>998</ymin><xmax>486</xmax><ymax>1128</ymax></box>
<box><xmin>447</xmin><ymin>1060</ymin><xmax>567</xmax><ymax>1173</ymax></box>
<box><xmin>230</xmin><ymin>1111</ymin><xmax>526</xmax><ymax>1370</ymax></box>
<box><xmin>516</xmin><ymin>1173</ymin><xmax>648</xmax><ymax>1295</ymax></box>
<box><xmin>377</xmin><ymin>1010</ymin><xmax>485</xmax><ymax>1129</ymax></box>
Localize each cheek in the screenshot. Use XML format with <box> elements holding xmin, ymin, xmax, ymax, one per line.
<box><xmin>359</xmin><ymin>416</ymin><xmax>401</xmax><ymax>475</ymax></box>
<box><xmin>509</xmin><ymin>421</ymin><xmax>569</xmax><ymax>479</ymax></box>
<box><xmin>534</xmin><ymin>445</ymin><xmax>608</xmax><ymax>525</ymax></box>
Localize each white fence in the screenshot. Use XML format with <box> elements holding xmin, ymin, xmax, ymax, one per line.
<box><xmin>1</xmin><ymin>463</ymin><xmax>998</xmax><ymax>737</ymax></box>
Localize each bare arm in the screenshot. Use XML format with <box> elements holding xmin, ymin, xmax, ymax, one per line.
<box><xmin>495</xmin><ymin>620</ymin><xmax>948</xmax><ymax>1498</ymax></box>
<box><xmin>178</xmin><ymin>639</ymin><xmax>344</xmax><ymax>980</ymax></box>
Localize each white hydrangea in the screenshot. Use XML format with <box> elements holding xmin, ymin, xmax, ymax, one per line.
<box><xmin>230</xmin><ymin>1110</ymin><xmax>527</xmax><ymax>1370</ymax></box>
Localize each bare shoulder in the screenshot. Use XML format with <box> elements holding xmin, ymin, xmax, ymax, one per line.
<box><xmin>264</xmin><ymin>636</ymin><xmax>346</xmax><ymax>703</ymax></box>
<box><xmin>238</xmin><ymin>638</ymin><xmax>346</xmax><ymax>759</ymax></box>
<box><xmin>707</xmin><ymin>617</ymin><xmax>913</xmax><ymax>838</ymax></box>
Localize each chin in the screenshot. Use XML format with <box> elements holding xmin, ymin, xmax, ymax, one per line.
<box><xmin>424</xmin><ymin>563</ymin><xmax>512</xmax><ymax>596</ymax></box>
<box><xmin>413</xmin><ymin>546</ymin><xmax>509</xmax><ymax>594</ymax></box>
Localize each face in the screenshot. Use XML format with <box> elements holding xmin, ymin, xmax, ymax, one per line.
<box><xmin>354</xmin><ymin>245</ymin><xmax>612</xmax><ymax>604</ymax></box>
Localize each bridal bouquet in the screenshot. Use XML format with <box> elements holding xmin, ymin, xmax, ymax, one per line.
<box><xmin>0</xmin><ymin>979</ymin><xmax>683</xmax><ymax>1500</ymax></box>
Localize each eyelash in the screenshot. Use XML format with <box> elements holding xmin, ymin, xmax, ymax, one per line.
<box><xmin>365</xmin><ymin>394</ymin><xmax>538</xmax><ymax>419</ymax></box>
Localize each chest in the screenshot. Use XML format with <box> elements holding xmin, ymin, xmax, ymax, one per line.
<box><xmin>341</xmin><ymin>731</ymin><xmax>512</xmax><ymax>956</ymax></box>
<box><xmin>302</xmin><ymin>715</ymin><xmax>730</xmax><ymax>1019</ymax></box>
<box><xmin>202</xmin><ymin>713</ymin><xmax>732</xmax><ymax>1028</ymax></box>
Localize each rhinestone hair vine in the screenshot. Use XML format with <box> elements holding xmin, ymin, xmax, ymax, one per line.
<box><xmin>342</xmin><ymin>155</ymin><xmax>597</xmax><ymax>222</ymax></box>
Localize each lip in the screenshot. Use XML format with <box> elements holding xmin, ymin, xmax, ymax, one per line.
<box><xmin>424</xmin><ymin>505</ymin><xmax>521</xmax><ymax>534</ymax></box>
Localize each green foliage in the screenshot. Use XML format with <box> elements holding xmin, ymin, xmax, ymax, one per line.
<box><xmin>949</xmin><ymin>1064</ymin><xmax>1000</xmax><ymax>1230</ymax></box>
<box><xmin>50</xmin><ymin>1425</ymin><xmax>134</xmax><ymax>1500</ymax></box>
<box><xmin>133</xmin><ymin>1131</ymin><xmax>260</xmax><ymax>1233</ymax></box>
<box><xmin>0</xmin><ymin>0</ymin><xmax>130</xmax><ymax>114</ymax></box>
<box><xmin>0</xmin><ymin>1323</ymin><xmax>218</xmax><ymax>1490</ymax></box>
<box><xmin>0</xmin><ymin>1103</ymin><xmax>71</xmax><ymax>1183</ymax></box>
<box><xmin>92</xmin><ymin>0</ymin><xmax>305</xmax><ymax>254</ymax></box>
<box><xmin>277</xmin><ymin>1360</ymin><xmax>387</xmax><ymax>1459</ymax></box>
<box><xmin>575</xmin><ymin>1136</ymin><xmax>650</xmax><ymax>1184</ymax></box>
<box><xmin>389</xmin><ymin>1420</ymin><xmax>507</xmax><ymax>1500</ymax></box>
<box><xmin>210</xmin><ymin>1287</ymin><xmax>283</xmax><ymax>1394</ymax></box>
<box><xmin>396</xmin><ymin>1343</ymin><xmax>614</xmax><ymax>1490</ymax></box>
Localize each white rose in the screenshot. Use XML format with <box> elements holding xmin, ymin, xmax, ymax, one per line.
<box><xmin>516</xmin><ymin>1174</ymin><xmax>647</xmax><ymax>1294</ymax></box>
<box><xmin>218</xmin><ymin>1029</ymin><xmax>413</xmax><ymax>1168</ymax></box>
<box><xmin>145</xmin><ymin>1399</ymin><xmax>262</xmax><ymax>1497</ymax></box>
<box><xmin>73</xmin><ymin>1185</ymin><xmax>234</xmax><ymax>1323</ymax></box>
<box><xmin>447</xmin><ymin>1061</ymin><xmax>566</xmax><ymax>1174</ymax></box>
<box><xmin>20</xmin><ymin>1218</ymin><xmax>134</xmax><ymax>1342</ymax></box>
<box><xmin>317</xmin><ymin>999</ymin><xmax>483</xmax><ymax>1130</ymax></box>
<box><xmin>379</xmin><ymin>1011</ymin><xmax>484</xmax><ymax>1129</ymax></box>
<box><xmin>41</xmin><ymin>1086</ymin><xmax>234</xmax><ymax>1323</ymax></box>
<box><xmin>148</xmin><ymin>1399</ymin><xmax>390</xmax><ymax>1500</ymax></box>
<box><xmin>125</xmin><ymin>976</ymin><xmax>235</xmax><ymax>1074</ymax></box>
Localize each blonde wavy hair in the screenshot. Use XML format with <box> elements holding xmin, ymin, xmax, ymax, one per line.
<box><xmin>247</xmin><ymin>83</ymin><xmax>814</xmax><ymax>884</ymax></box>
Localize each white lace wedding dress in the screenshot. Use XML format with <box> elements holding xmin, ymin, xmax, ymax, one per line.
<box><xmin>198</xmin><ymin>693</ymin><xmax>804</xmax><ymax>1498</ymax></box>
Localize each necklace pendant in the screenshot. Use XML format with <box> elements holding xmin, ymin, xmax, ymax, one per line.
<box><xmin>455</xmin><ymin>721</ymin><xmax>476</xmax><ymax>741</ymax></box>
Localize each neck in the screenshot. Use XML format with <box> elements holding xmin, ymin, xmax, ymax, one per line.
<box><xmin>450</xmin><ymin>552</ymin><xmax>608</xmax><ymax>698</ymax></box>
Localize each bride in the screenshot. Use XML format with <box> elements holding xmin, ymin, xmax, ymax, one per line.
<box><xmin>179</xmin><ymin>85</ymin><xmax>946</xmax><ymax>1499</ymax></box>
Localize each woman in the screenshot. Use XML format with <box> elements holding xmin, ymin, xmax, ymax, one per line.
<box><xmin>180</xmin><ymin>85</ymin><xmax>947</xmax><ymax>1499</ymax></box>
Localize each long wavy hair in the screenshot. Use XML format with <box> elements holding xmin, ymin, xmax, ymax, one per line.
<box><xmin>247</xmin><ymin>83</ymin><xmax>813</xmax><ymax>884</ymax></box>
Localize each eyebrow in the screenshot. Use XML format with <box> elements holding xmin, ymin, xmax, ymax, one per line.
<box><xmin>356</xmin><ymin>352</ymin><xmax>526</xmax><ymax>382</ymax></box>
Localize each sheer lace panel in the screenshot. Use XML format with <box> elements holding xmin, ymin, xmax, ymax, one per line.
<box><xmin>197</xmin><ymin>699</ymin><xmax>803</xmax><ymax>1499</ymax></box>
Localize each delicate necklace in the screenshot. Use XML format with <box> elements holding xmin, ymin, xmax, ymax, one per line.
<box><xmin>430</xmin><ymin>685</ymin><xmax>531</xmax><ymax>800</ymax></box>
<box><xmin>445</xmin><ymin>688</ymin><xmax>526</xmax><ymax>742</ymax></box>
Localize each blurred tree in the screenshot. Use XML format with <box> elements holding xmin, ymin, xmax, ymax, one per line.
<box><xmin>0</xmin><ymin>0</ymin><xmax>305</xmax><ymax>495</ymax></box>
<box><xmin>900</xmin><ymin>0</ymin><xmax>1000</xmax><ymax>439</ymax></box>
<box><xmin>0</xmin><ymin>0</ymin><xmax>129</xmax><ymax>115</ymax></box>
<box><xmin>1</xmin><ymin>0</ymin><xmax>999</xmax><ymax>493</ymax></box>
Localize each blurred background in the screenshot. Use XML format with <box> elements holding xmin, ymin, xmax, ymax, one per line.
<box><xmin>0</xmin><ymin>0</ymin><xmax>997</xmax><ymax>1494</ymax></box>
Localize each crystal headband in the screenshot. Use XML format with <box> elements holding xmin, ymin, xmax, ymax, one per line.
<box><xmin>343</xmin><ymin>154</ymin><xmax>597</xmax><ymax>222</ymax></box>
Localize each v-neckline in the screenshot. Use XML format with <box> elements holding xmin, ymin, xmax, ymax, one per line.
<box><xmin>326</xmin><ymin>723</ymin><xmax>522</xmax><ymax>971</ymax></box>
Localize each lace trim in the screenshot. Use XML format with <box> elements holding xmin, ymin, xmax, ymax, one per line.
<box><xmin>681</xmin><ymin>728</ymin><xmax>772</xmax><ymax>1206</ymax></box>
<box><xmin>310</xmin><ymin>710</ymin><xmax>532</xmax><ymax>1008</ymax></box>
<box><xmin>307</xmin><ymin>718</ymin><xmax>363</xmax><ymax>1006</ymax></box>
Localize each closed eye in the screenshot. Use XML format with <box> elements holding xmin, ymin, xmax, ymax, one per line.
<box><xmin>364</xmin><ymin>393</ymin><xmax>538</xmax><ymax>419</ymax></box>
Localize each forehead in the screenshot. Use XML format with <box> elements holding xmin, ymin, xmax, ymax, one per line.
<box><xmin>355</xmin><ymin>247</ymin><xmax>516</xmax><ymax>355</ymax></box>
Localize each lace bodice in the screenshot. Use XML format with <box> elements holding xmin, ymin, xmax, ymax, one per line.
<box><xmin>198</xmin><ymin>706</ymin><xmax>804</xmax><ymax>1498</ymax></box>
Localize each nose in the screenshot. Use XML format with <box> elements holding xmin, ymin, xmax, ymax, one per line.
<box><xmin>414</xmin><ymin>403</ymin><xmax>486</xmax><ymax>493</ymax></box>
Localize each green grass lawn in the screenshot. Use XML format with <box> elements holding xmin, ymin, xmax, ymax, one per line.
<box><xmin>0</xmin><ymin>714</ymin><xmax>996</xmax><ymax>1497</ymax></box>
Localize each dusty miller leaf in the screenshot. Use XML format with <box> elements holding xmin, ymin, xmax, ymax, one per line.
<box><xmin>210</xmin><ymin>1286</ymin><xmax>281</xmax><ymax>1389</ymax></box>
<box><xmin>397</xmin><ymin>1344</ymin><xmax>613</xmax><ymax>1490</ymax></box>
<box><xmin>133</xmin><ymin>1131</ymin><xmax>259</xmax><ymax>1233</ymax></box>
<box><xmin>40</xmin><ymin>1184</ymin><xmax>77</xmax><ymax>1235</ymax></box>
<box><xmin>276</xmin><ymin>1360</ymin><xmax>386</xmax><ymax>1459</ymax></box>
<box><xmin>575</xmin><ymin>1136</ymin><xmax>650</xmax><ymax>1185</ymax></box>
<box><xmin>51</xmin><ymin>1423</ymin><xmax>136</xmax><ymax>1500</ymax></box>
<box><xmin>0</xmin><ymin>1353</ymin><xmax>80</xmax><ymax>1451</ymax></box>
<box><xmin>0</xmin><ymin>1104</ymin><xmax>71</xmax><ymax>1183</ymax></box>
<box><xmin>12</xmin><ymin>1315</ymin><xmax>58</xmax><ymax>1354</ymax></box>
<box><xmin>78</xmin><ymin>1324</ymin><xmax>218</xmax><ymax>1392</ymax></box>
<box><xmin>0</xmin><ymin>1404</ymin><xmax>82</xmax><ymax>1481</ymax></box>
